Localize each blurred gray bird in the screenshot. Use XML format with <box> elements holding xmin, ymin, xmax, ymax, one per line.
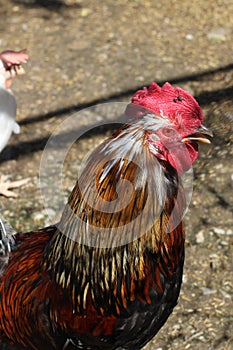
<box><xmin>0</xmin><ymin>49</ymin><xmax>29</xmax><ymax>197</ymax></box>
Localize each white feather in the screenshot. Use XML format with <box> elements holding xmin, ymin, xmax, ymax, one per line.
<box><xmin>0</xmin><ymin>59</ymin><xmax>18</xmax><ymax>152</ymax></box>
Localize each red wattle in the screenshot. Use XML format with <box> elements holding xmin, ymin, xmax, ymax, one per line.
<box><xmin>168</xmin><ymin>142</ymin><xmax>198</xmax><ymax>174</ymax></box>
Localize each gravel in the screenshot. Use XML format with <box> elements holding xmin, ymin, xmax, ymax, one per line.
<box><xmin>0</xmin><ymin>0</ymin><xmax>232</xmax><ymax>349</ymax></box>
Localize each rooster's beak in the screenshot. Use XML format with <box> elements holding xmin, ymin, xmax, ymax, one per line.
<box><xmin>182</xmin><ymin>124</ymin><xmax>213</xmax><ymax>144</ymax></box>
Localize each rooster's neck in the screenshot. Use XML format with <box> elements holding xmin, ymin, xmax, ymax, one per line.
<box><xmin>43</xmin><ymin>114</ymin><xmax>185</xmax><ymax>314</ymax></box>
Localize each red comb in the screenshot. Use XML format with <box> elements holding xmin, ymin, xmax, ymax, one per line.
<box><xmin>126</xmin><ymin>82</ymin><xmax>204</xmax><ymax>130</ymax></box>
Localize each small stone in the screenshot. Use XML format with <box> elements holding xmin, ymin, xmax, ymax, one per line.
<box><xmin>209</xmin><ymin>254</ymin><xmax>220</xmax><ymax>270</ymax></box>
<box><xmin>186</xmin><ymin>34</ymin><xmax>193</xmax><ymax>40</ymax></box>
<box><xmin>220</xmin><ymin>241</ymin><xmax>229</xmax><ymax>246</ymax></box>
<box><xmin>213</xmin><ymin>227</ymin><xmax>225</xmax><ymax>235</ymax></box>
<box><xmin>22</xmin><ymin>23</ymin><xmax>28</xmax><ymax>31</ymax></box>
<box><xmin>32</xmin><ymin>212</ymin><xmax>44</xmax><ymax>224</ymax></box>
<box><xmin>196</xmin><ymin>230</ymin><xmax>205</xmax><ymax>244</ymax></box>
<box><xmin>220</xmin><ymin>289</ymin><xmax>231</xmax><ymax>299</ymax></box>
<box><xmin>136</xmin><ymin>76</ymin><xmax>145</xmax><ymax>82</ymax></box>
<box><xmin>44</xmin><ymin>208</ymin><xmax>56</xmax><ymax>218</ymax></box>
<box><xmin>80</xmin><ymin>8</ymin><xmax>91</xmax><ymax>17</ymax></box>
<box><xmin>214</xmin><ymin>163</ymin><xmax>223</xmax><ymax>170</ymax></box>
<box><xmin>201</xmin><ymin>287</ymin><xmax>216</xmax><ymax>295</ymax></box>
<box><xmin>182</xmin><ymin>274</ymin><xmax>187</xmax><ymax>283</ymax></box>
<box><xmin>12</xmin><ymin>6</ymin><xmax>19</xmax><ymax>12</ymax></box>
<box><xmin>207</xmin><ymin>27</ymin><xmax>231</xmax><ymax>41</ymax></box>
<box><xmin>199</xmin><ymin>336</ymin><xmax>206</xmax><ymax>341</ymax></box>
<box><xmin>226</xmin><ymin>229</ymin><xmax>233</xmax><ymax>235</ymax></box>
<box><xmin>98</xmin><ymin>53</ymin><xmax>108</xmax><ymax>61</ymax></box>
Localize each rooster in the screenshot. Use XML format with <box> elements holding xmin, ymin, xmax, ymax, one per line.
<box><xmin>0</xmin><ymin>82</ymin><xmax>212</xmax><ymax>349</ymax></box>
<box><xmin>0</xmin><ymin>49</ymin><xmax>29</xmax><ymax>197</ymax></box>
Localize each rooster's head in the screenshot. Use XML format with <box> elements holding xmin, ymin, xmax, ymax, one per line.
<box><xmin>126</xmin><ymin>82</ymin><xmax>212</xmax><ymax>174</ymax></box>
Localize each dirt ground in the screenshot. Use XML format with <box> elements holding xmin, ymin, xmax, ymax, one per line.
<box><xmin>0</xmin><ymin>1</ymin><xmax>232</xmax><ymax>349</ymax></box>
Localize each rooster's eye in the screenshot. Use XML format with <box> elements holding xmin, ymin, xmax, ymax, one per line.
<box><xmin>162</xmin><ymin>128</ymin><xmax>176</xmax><ymax>137</ymax></box>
